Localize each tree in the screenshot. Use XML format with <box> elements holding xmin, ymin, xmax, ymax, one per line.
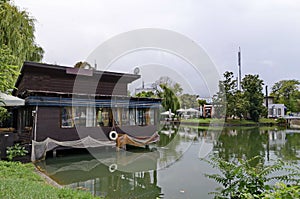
<box><xmin>213</xmin><ymin>81</ymin><xmax>226</xmax><ymax>118</ymax></box>
<box><xmin>179</xmin><ymin>94</ymin><xmax>198</xmax><ymax>109</ymax></box>
<box><xmin>0</xmin><ymin>46</ymin><xmax>19</xmax><ymax>124</ymax></box>
<box><xmin>155</xmin><ymin>76</ymin><xmax>183</xmax><ymax>95</ymax></box>
<box><xmin>242</xmin><ymin>74</ymin><xmax>265</xmax><ymax>122</ymax></box>
<box><xmin>135</xmin><ymin>91</ymin><xmax>157</xmax><ymax>98</ymax></box>
<box><xmin>271</xmin><ymin>80</ymin><xmax>300</xmax><ymax>112</ymax></box>
<box><xmin>232</xmin><ymin>90</ymin><xmax>247</xmax><ymax>119</ymax></box>
<box><xmin>213</xmin><ymin>71</ymin><xmax>236</xmax><ymax>120</ymax></box>
<box><xmin>0</xmin><ymin>1</ymin><xmax>44</xmax><ymax>66</ymax></box>
<box><xmin>158</xmin><ymin>84</ymin><xmax>180</xmax><ymax>114</ymax></box>
<box><xmin>0</xmin><ymin>46</ymin><xmax>19</xmax><ymax>92</ymax></box>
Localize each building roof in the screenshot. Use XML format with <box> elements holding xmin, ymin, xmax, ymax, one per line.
<box><xmin>268</xmin><ymin>104</ymin><xmax>286</xmax><ymax>108</ymax></box>
<box><xmin>13</xmin><ymin>62</ymin><xmax>140</xmax><ymax>97</ymax></box>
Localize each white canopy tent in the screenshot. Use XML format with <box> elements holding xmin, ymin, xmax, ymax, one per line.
<box><xmin>176</xmin><ymin>108</ymin><xmax>187</xmax><ymax>113</ymax></box>
<box><xmin>160</xmin><ymin>110</ymin><xmax>175</xmax><ymax>116</ymax></box>
<box><xmin>0</xmin><ymin>92</ymin><xmax>25</xmax><ymax>106</ymax></box>
<box><xmin>186</xmin><ymin>108</ymin><xmax>200</xmax><ymax>113</ymax></box>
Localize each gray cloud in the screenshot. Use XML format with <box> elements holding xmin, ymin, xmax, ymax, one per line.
<box><xmin>14</xmin><ymin>0</ymin><xmax>300</xmax><ymax>93</ymax></box>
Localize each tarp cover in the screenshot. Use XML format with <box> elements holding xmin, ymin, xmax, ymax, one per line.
<box><xmin>117</xmin><ymin>132</ymin><xmax>160</xmax><ymax>149</ymax></box>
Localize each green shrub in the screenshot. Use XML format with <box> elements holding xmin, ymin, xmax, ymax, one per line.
<box><xmin>276</xmin><ymin>117</ymin><xmax>286</xmax><ymax>125</ymax></box>
<box><xmin>262</xmin><ymin>183</ymin><xmax>300</xmax><ymax>199</ymax></box>
<box><xmin>6</xmin><ymin>143</ymin><xmax>28</xmax><ymax>161</ymax></box>
<box><xmin>204</xmin><ymin>156</ymin><xmax>300</xmax><ymax>199</ymax></box>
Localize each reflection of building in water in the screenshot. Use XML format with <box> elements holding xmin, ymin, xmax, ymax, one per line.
<box><xmin>36</xmin><ymin>149</ymin><xmax>161</xmax><ymax>198</ymax></box>
<box><xmin>67</xmin><ymin>170</ymin><xmax>160</xmax><ymax>198</ymax></box>
<box><xmin>268</xmin><ymin>131</ymin><xmax>286</xmax><ymax>146</ymax></box>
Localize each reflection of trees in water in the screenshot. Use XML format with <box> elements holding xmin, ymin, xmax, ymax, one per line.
<box><xmin>214</xmin><ymin>128</ymin><xmax>268</xmax><ymax>166</ymax></box>
<box><xmin>156</xmin><ymin>125</ymin><xmax>222</xmax><ymax>168</ymax></box>
<box><xmin>93</xmin><ymin>171</ymin><xmax>160</xmax><ymax>199</ymax></box>
<box><xmin>272</xmin><ymin>133</ymin><xmax>300</xmax><ymax>163</ymax></box>
<box><xmin>38</xmin><ymin>156</ymin><xmax>161</xmax><ymax>199</ymax></box>
<box><xmin>157</xmin><ymin>125</ymin><xmax>184</xmax><ymax>169</ymax></box>
<box><xmin>66</xmin><ymin>170</ymin><xmax>160</xmax><ymax>199</ymax></box>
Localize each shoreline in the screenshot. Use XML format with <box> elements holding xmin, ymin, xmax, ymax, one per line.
<box><xmin>166</xmin><ymin>118</ymin><xmax>287</xmax><ymax>128</ymax></box>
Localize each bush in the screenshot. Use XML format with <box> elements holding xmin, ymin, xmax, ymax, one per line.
<box><xmin>276</xmin><ymin>117</ymin><xmax>286</xmax><ymax>125</ymax></box>
<box><xmin>262</xmin><ymin>183</ymin><xmax>300</xmax><ymax>199</ymax></box>
<box><xmin>204</xmin><ymin>156</ymin><xmax>300</xmax><ymax>199</ymax></box>
<box><xmin>6</xmin><ymin>143</ymin><xmax>28</xmax><ymax>161</ymax></box>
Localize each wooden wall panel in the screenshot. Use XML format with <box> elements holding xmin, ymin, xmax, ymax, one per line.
<box><xmin>16</xmin><ymin>66</ymin><xmax>130</xmax><ymax>96</ymax></box>
<box><xmin>36</xmin><ymin>107</ymin><xmax>110</xmax><ymax>142</ymax></box>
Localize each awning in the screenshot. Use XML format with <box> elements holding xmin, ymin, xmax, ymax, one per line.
<box><xmin>0</xmin><ymin>92</ymin><xmax>25</xmax><ymax>106</ymax></box>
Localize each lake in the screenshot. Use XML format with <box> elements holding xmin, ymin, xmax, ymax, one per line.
<box><xmin>36</xmin><ymin>125</ymin><xmax>300</xmax><ymax>199</ymax></box>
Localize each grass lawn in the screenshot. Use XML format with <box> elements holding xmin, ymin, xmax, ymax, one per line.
<box><xmin>0</xmin><ymin>161</ymin><xmax>98</xmax><ymax>199</ymax></box>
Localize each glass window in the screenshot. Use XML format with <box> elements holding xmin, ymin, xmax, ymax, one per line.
<box><xmin>137</xmin><ymin>109</ymin><xmax>146</xmax><ymax>126</ymax></box>
<box><xmin>121</xmin><ymin>108</ymin><xmax>129</xmax><ymax>126</ymax></box>
<box><xmin>96</xmin><ymin>108</ymin><xmax>111</xmax><ymax>127</ymax></box>
<box><xmin>61</xmin><ymin>107</ymin><xmax>74</xmax><ymax>128</ymax></box>
<box><xmin>268</xmin><ymin>108</ymin><xmax>272</xmax><ymax>116</ymax></box>
<box><xmin>149</xmin><ymin>109</ymin><xmax>155</xmax><ymax>125</ymax></box>
<box><xmin>86</xmin><ymin>106</ymin><xmax>96</xmax><ymax>127</ymax></box>
<box><xmin>278</xmin><ymin>108</ymin><xmax>281</xmax><ymax>116</ymax></box>
<box><xmin>73</xmin><ymin>107</ymin><xmax>86</xmax><ymax>126</ymax></box>
<box><xmin>129</xmin><ymin>108</ymin><xmax>136</xmax><ymax>125</ymax></box>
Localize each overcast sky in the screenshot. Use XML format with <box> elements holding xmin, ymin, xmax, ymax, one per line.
<box><xmin>14</xmin><ymin>0</ymin><xmax>300</xmax><ymax>95</ymax></box>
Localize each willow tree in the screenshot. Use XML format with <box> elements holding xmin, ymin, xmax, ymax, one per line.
<box><xmin>0</xmin><ymin>46</ymin><xmax>19</xmax><ymax>92</ymax></box>
<box><xmin>158</xmin><ymin>84</ymin><xmax>180</xmax><ymax>114</ymax></box>
<box><xmin>0</xmin><ymin>1</ymin><xmax>44</xmax><ymax>66</ymax></box>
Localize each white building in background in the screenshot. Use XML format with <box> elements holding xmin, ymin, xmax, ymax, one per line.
<box><xmin>267</xmin><ymin>104</ymin><xmax>286</xmax><ymax>118</ymax></box>
<box><xmin>263</xmin><ymin>96</ymin><xmax>286</xmax><ymax>118</ymax></box>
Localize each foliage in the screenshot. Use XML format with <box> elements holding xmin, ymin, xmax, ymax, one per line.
<box><xmin>214</xmin><ymin>72</ymin><xmax>266</xmax><ymax>122</ymax></box>
<box><xmin>155</xmin><ymin>76</ymin><xmax>183</xmax><ymax>95</ymax></box>
<box><xmin>158</xmin><ymin>84</ymin><xmax>180</xmax><ymax>114</ymax></box>
<box><xmin>222</xmin><ymin>72</ymin><xmax>237</xmax><ymax>119</ymax></box>
<box><xmin>6</xmin><ymin>143</ymin><xmax>28</xmax><ymax>161</ymax></box>
<box><xmin>276</xmin><ymin>117</ymin><xmax>286</xmax><ymax>125</ymax></box>
<box><xmin>204</xmin><ymin>155</ymin><xmax>300</xmax><ymax>199</ymax></box>
<box><xmin>0</xmin><ymin>161</ymin><xmax>96</xmax><ymax>199</ymax></box>
<box><xmin>0</xmin><ymin>1</ymin><xmax>44</xmax><ymax>66</ymax></box>
<box><xmin>232</xmin><ymin>90</ymin><xmax>248</xmax><ymax>119</ymax></box>
<box><xmin>179</xmin><ymin>93</ymin><xmax>198</xmax><ymax>109</ymax></box>
<box><xmin>0</xmin><ymin>107</ymin><xmax>10</xmax><ymax>126</ymax></box>
<box><xmin>262</xmin><ymin>183</ymin><xmax>300</xmax><ymax>199</ymax></box>
<box><xmin>135</xmin><ymin>91</ymin><xmax>157</xmax><ymax>98</ymax></box>
<box><xmin>213</xmin><ymin>81</ymin><xmax>227</xmax><ymax>118</ymax></box>
<box><xmin>242</xmin><ymin>74</ymin><xmax>266</xmax><ymax>122</ymax></box>
<box><xmin>271</xmin><ymin>80</ymin><xmax>300</xmax><ymax>112</ymax></box>
<box><xmin>0</xmin><ymin>46</ymin><xmax>19</xmax><ymax>92</ymax></box>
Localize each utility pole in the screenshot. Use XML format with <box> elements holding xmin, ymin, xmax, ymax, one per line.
<box><xmin>238</xmin><ymin>47</ymin><xmax>242</xmax><ymax>90</ymax></box>
<box><xmin>265</xmin><ymin>85</ymin><xmax>269</xmax><ymax>118</ymax></box>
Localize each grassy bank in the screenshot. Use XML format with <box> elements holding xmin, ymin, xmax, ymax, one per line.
<box><xmin>0</xmin><ymin>161</ymin><xmax>97</xmax><ymax>199</ymax></box>
<box><xmin>181</xmin><ymin>118</ymin><xmax>279</xmax><ymax>126</ymax></box>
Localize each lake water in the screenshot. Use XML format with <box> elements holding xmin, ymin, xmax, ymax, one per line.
<box><xmin>36</xmin><ymin>126</ymin><xmax>300</xmax><ymax>199</ymax></box>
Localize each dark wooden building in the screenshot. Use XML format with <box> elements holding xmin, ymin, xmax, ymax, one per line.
<box><xmin>13</xmin><ymin>62</ymin><xmax>161</xmax><ymax>160</ymax></box>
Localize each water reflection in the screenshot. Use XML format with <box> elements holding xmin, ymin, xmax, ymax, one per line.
<box><xmin>36</xmin><ymin>126</ymin><xmax>300</xmax><ymax>199</ymax></box>
<box><xmin>36</xmin><ymin>148</ymin><xmax>162</xmax><ymax>198</ymax></box>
